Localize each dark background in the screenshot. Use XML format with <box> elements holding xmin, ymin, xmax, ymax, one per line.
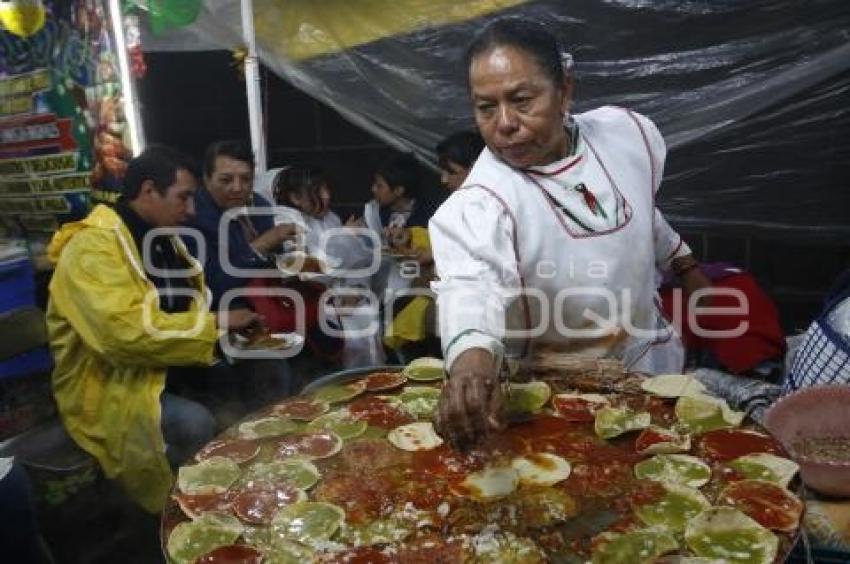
<box><xmin>137</xmin><ymin>51</ymin><xmax>849</xmax><ymax>333</ymax></box>
<box><xmin>137</xmin><ymin>51</ymin><xmax>432</xmax><ymax>212</ymax></box>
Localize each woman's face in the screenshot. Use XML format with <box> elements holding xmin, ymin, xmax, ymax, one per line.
<box><xmin>206</xmin><ymin>155</ymin><xmax>254</xmax><ymax>210</ymax></box>
<box><xmin>371</xmin><ymin>174</ymin><xmax>402</xmax><ymax>207</ymax></box>
<box><xmin>469</xmin><ymin>45</ymin><xmax>571</xmax><ymax>169</ymax></box>
<box><xmin>440</xmin><ymin>160</ymin><xmax>469</xmax><ymax>191</ymax></box>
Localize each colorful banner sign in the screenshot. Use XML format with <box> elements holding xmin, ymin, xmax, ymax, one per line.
<box><xmin>0</xmin><ymin>1</ymin><xmax>130</xmax><ymax>243</ymax></box>
<box><xmin>0</xmin><ymin>113</ymin><xmax>76</xmax><ymax>156</ymax></box>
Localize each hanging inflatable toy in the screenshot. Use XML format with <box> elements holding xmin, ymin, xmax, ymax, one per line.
<box><xmin>0</xmin><ymin>0</ymin><xmax>46</xmax><ymax>38</ymax></box>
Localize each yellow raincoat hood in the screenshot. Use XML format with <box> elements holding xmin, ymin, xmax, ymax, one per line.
<box><xmin>47</xmin><ymin>205</ymin><xmax>218</xmax><ymax>512</ymax></box>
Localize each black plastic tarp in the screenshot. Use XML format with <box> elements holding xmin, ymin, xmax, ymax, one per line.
<box><xmin>143</xmin><ymin>0</ymin><xmax>850</xmax><ymax>239</ymax></box>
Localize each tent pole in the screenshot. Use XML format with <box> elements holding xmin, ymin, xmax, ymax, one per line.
<box><xmin>241</xmin><ymin>0</ymin><xmax>266</xmax><ymax>175</ymax></box>
<box><xmin>108</xmin><ymin>0</ymin><xmax>145</xmax><ymax>155</ymax></box>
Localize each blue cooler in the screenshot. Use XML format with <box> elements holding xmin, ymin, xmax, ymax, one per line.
<box><xmin>0</xmin><ymin>251</ymin><xmax>36</xmax><ymax>313</ymax></box>
<box><xmin>0</xmin><ymin>250</ymin><xmax>52</xmax><ymax>380</ymax></box>
<box><xmin>0</xmin><ymin>348</ymin><xmax>53</xmax><ymax>380</ymax></box>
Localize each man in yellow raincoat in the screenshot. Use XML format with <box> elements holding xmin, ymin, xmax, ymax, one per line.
<box><xmin>47</xmin><ymin>146</ymin><xmax>259</xmax><ymax>512</ymax></box>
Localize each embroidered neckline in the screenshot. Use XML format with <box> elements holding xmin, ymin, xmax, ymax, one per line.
<box><xmin>524</xmin><ymin>128</ymin><xmax>634</xmax><ymax>237</ymax></box>
<box><xmin>525</xmin><ymin>121</ymin><xmax>582</xmax><ymax>177</ymax></box>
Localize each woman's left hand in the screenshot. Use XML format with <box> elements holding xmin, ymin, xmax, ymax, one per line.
<box><xmin>681</xmin><ymin>267</ymin><xmax>713</xmax><ymax>307</ymax></box>
<box><xmin>672</xmin><ymin>255</ymin><xmax>712</xmax><ymax>307</ymax></box>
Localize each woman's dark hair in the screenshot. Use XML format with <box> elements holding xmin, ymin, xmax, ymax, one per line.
<box><xmin>122</xmin><ymin>145</ymin><xmax>197</xmax><ymax>200</ymax></box>
<box><xmin>203</xmin><ymin>139</ymin><xmax>254</xmax><ymax>178</ymax></box>
<box><xmin>274</xmin><ymin>165</ymin><xmax>327</xmax><ymax>211</ymax></box>
<box><xmin>376</xmin><ymin>153</ymin><xmax>421</xmax><ymax>200</ymax></box>
<box><xmin>436</xmin><ymin>130</ymin><xmax>485</xmax><ymax>170</ymax></box>
<box><xmin>464</xmin><ymin>18</ymin><xmax>566</xmax><ymax>88</ymax></box>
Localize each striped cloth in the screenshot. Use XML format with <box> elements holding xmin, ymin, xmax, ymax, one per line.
<box><xmin>786</xmin><ymin>315</ymin><xmax>850</xmax><ymax>391</ymax></box>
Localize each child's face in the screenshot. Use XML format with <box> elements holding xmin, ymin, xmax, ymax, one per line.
<box><xmin>317</xmin><ymin>184</ymin><xmax>331</xmax><ymax>217</ymax></box>
<box><xmin>440</xmin><ymin>160</ymin><xmax>469</xmax><ymax>191</ymax></box>
<box><xmin>372</xmin><ymin>174</ymin><xmax>402</xmax><ymax>207</ymax></box>
<box><xmin>291</xmin><ymin>183</ymin><xmax>331</xmax><ymax>218</ymax></box>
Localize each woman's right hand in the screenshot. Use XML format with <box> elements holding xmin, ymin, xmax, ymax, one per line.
<box><xmin>216</xmin><ymin>308</ymin><xmax>263</xmax><ymax>333</ymax></box>
<box><xmin>252</xmin><ymin>223</ymin><xmax>298</xmax><ymax>255</ymax></box>
<box><xmin>435</xmin><ymin>348</ymin><xmax>504</xmax><ymax>450</ymax></box>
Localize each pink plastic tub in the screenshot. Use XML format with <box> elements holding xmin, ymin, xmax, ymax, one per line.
<box><xmin>764</xmin><ymin>385</ymin><xmax>850</xmax><ymax>498</ymax></box>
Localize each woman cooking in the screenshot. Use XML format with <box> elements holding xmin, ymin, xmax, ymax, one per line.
<box><xmin>430</xmin><ymin>18</ymin><xmax>710</xmax><ymax>447</ymax></box>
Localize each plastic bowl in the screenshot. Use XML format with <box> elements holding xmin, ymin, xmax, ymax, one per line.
<box><xmin>764</xmin><ymin>385</ymin><xmax>850</xmax><ymax>498</ymax></box>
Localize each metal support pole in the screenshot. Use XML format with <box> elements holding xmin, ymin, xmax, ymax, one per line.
<box><xmin>108</xmin><ymin>0</ymin><xmax>145</xmax><ymax>155</ymax></box>
<box><xmin>241</xmin><ymin>0</ymin><xmax>266</xmax><ymax>175</ymax></box>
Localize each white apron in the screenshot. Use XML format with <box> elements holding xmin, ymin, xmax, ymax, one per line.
<box><xmin>433</xmin><ymin>107</ymin><xmax>683</xmax><ymax>374</ymax></box>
